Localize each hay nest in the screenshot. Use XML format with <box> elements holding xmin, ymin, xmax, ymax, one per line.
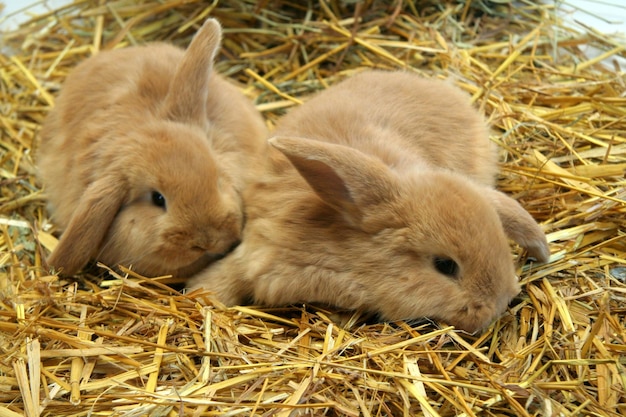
<box><xmin>1</xmin><ymin>1</ymin><xmax>625</xmax><ymax>415</ymax></box>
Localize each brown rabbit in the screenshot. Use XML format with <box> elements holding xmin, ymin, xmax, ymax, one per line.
<box><xmin>37</xmin><ymin>18</ymin><xmax>268</xmax><ymax>278</ymax></box>
<box><xmin>187</xmin><ymin>70</ymin><xmax>550</xmax><ymax>333</ymax></box>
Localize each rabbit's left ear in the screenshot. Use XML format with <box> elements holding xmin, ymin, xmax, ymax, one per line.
<box><xmin>46</xmin><ymin>175</ymin><xmax>128</xmax><ymax>275</ymax></box>
<box><xmin>269</xmin><ymin>136</ymin><xmax>399</xmax><ymax>227</ymax></box>
<box><xmin>486</xmin><ymin>188</ymin><xmax>550</xmax><ymax>262</ymax></box>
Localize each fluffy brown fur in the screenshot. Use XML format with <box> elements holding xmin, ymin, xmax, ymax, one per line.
<box><xmin>37</xmin><ymin>19</ymin><xmax>268</xmax><ymax>277</ymax></box>
<box><xmin>187</xmin><ymin>70</ymin><xmax>550</xmax><ymax>332</ymax></box>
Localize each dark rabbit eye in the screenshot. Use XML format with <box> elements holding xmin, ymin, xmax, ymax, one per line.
<box><xmin>434</xmin><ymin>256</ymin><xmax>459</xmax><ymax>278</ymax></box>
<box><xmin>151</xmin><ymin>191</ymin><xmax>166</xmax><ymax>209</ymax></box>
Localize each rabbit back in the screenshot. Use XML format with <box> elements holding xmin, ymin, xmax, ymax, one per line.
<box><xmin>273</xmin><ymin>70</ymin><xmax>498</xmax><ymax>186</ymax></box>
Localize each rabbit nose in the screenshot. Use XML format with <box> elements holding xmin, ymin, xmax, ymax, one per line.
<box><xmin>191</xmin><ymin>244</ymin><xmax>207</xmax><ymax>252</ymax></box>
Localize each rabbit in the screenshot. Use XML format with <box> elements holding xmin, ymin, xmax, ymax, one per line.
<box><xmin>186</xmin><ymin>70</ymin><xmax>550</xmax><ymax>333</ymax></box>
<box><xmin>36</xmin><ymin>18</ymin><xmax>268</xmax><ymax>278</ymax></box>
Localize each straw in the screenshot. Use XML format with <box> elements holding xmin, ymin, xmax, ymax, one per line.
<box><xmin>1</xmin><ymin>0</ymin><xmax>625</xmax><ymax>415</ymax></box>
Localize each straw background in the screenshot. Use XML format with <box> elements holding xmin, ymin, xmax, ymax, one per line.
<box><xmin>1</xmin><ymin>1</ymin><xmax>625</xmax><ymax>416</ymax></box>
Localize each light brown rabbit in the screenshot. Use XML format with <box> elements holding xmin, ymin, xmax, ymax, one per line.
<box><xmin>37</xmin><ymin>18</ymin><xmax>268</xmax><ymax>278</ymax></box>
<box><xmin>187</xmin><ymin>70</ymin><xmax>550</xmax><ymax>333</ymax></box>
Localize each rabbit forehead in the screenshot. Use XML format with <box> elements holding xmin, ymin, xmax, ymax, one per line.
<box><xmin>396</xmin><ymin>173</ymin><xmax>514</xmax><ymax>266</ymax></box>
<box><xmin>124</xmin><ymin>122</ymin><xmax>220</xmax><ymax>193</ymax></box>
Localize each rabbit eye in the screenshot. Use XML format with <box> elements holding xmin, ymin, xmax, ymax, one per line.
<box><xmin>151</xmin><ymin>191</ymin><xmax>166</xmax><ymax>209</ymax></box>
<box><xmin>434</xmin><ymin>256</ymin><xmax>459</xmax><ymax>278</ymax></box>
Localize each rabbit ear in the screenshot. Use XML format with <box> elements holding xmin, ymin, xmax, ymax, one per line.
<box><xmin>487</xmin><ymin>189</ymin><xmax>550</xmax><ymax>263</ymax></box>
<box><xmin>163</xmin><ymin>18</ymin><xmax>222</xmax><ymax>124</ymax></box>
<box><xmin>269</xmin><ymin>136</ymin><xmax>398</xmax><ymax>224</ymax></box>
<box><xmin>47</xmin><ymin>176</ymin><xmax>127</xmax><ymax>275</ymax></box>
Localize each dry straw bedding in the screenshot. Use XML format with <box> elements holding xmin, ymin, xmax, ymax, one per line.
<box><xmin>0</xmin><ymin>0</ymin><xmax>625</xmax><ymax>416</ymax></box>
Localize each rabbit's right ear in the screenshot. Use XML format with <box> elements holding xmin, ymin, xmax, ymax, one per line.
<box><xmin>46</xmin><ymin>176</ymin><xmax>127</xmax><ymax>275</ymax></box>
<box><xmin>269</xmin><ymin>136</ymin><xmax>399</xmax><ymax>226</ymax></box>
<box><xmin>163</xmin><ymin>18</ymin><xmax>222</xmax><ymax>125</ymax></box>
<box><xmin>486</xmin><ymin>189</ymin><xmax>550</xmax><ymax>263</ymax></box>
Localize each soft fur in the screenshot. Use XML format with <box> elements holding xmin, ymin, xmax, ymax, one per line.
<box><xmin>187</xmin><ymin>70</ymin><xmax>550</xmax><ymax>333</ymax></box>
<box><xmin>37</xmin><ymin>19</ymin><xmax>268</xmax><ymax>277</ymax></box>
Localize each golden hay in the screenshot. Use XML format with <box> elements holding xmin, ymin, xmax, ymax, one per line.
<box><xmin>1</xmin><ymin>0</ymin><xmax>625</xmax><ymax>416</ymax></box>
